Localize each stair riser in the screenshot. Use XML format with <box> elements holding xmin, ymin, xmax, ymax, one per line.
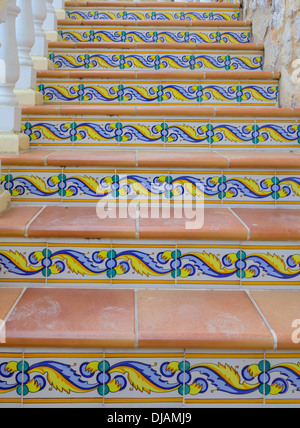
<box><xmin>49</xmin><ymin>49</ymin><xmax>263</xmax><ymax>71</ymax></box>
<box><xmin>0</xmin><ymin>238</ymin><xmax>299</xmax><ymax>288</ymax></box>
<box><xmin>36</xmin><ymin>79</ymin><xmax>279</xmax><ymax>107</ymax></box>
<box><xmin>0</xmin><ymin>350</ymin><xmax>298</xmax><ymax>407</ymax></box>
<box><xmin>65</xmin><ymin>8</ymin><xmax>240</xmax><ymax>21</ymax></box>
<box><xmin>21</xmin><ymin>117</ymin><xmax>300</xmax><ymax>149</ymax></box>
<box><xmin>1</xmin><ymin>167</ymin><xmax>299</xmax><ymax>206</ymax></box>
<box><xmin>58</xmin><ymin>27</ymin><xmax>251</xmax><ymax>44</ymax></box>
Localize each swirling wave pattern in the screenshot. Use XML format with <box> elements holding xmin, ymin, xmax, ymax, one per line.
<box><xmin>21</xmin><ymin>121</ymin><xmax>300</xmax><ymax>146</ymax></box>
<box><xmin>37</xmin><ymin>83</ymin><xmax>278</xmax><ymax>104</ymax></box>
<box><xmin>0</xmin><ymin>248</ymin><xmax>299</xmax><ymax>280</ymax></box>
<box><xmin>66</xmin><ymin>10</ymin><xmax>240</xmax><ymax>21</ymax></box>
<box><xmin>58</xmin><ymin>29</ymin><xmax>251</xmax><ymax>44</ymax></box>
<box><xmin>1</xmin><ymin>358</ymin><xmax>300</xmax><ymax>398</ymax></box>
<box><xmin>49</xmin><ymin>52</ymin><xmax>263</xmax><ymax>71</ymax></box>
<box><xmin>2</xmin><ymin>173</ymin><xmax>300</xmax><ymax>202</ymax></box>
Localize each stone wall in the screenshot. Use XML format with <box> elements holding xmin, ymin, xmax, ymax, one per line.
<box><xmin>241</xmin><ymin>0</ymin><xmax>300</xmax><ymax>108</ymax></box>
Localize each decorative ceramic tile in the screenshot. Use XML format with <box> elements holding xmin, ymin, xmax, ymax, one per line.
<box><xmin>175</xmin><ymin>244</ymin><xmax>241</xmax><ymax>287</ymax></box>
<box><xmin>240</xmin><ymin>243</ymin><xmax>300</xmax><ymax>288</ymax></box>
<box><xmin>274</xmin><ymin>171</ymin><xmax>300</xmax><ymax>206</ymax></box>
<box><xmin>102</xmin><ymin>353</ymin><xmax>185</xmax><ymax>405</ymax></box>
<box><xmin>184</xmin><ymin>353</ymin><xmax>264</xmax><ymax>405</ymax></box>
<box><xmin>264</xmin><ymin>353</ymin><xmax>300</xmax><ymax>405</ymax></box>
<box><xmin>20</xmin><ymin>118</ymin><xmax>300</xmax><ymax>149</ymax></box>
<box><xmin>1</xmin><ymin>167</ymin><xmax>64</xmax><ymax>204</ymax></box>
<box><xmin>110</xmin><ymin>244</ymin><xmax>177</xmax><ymax>286</ymax></box>
<box><xmin>66</xmin><ymin>8</ymin><xmax>240</xmax><ymax>21</ymax></box>
<box><xmin>42</xmin><ymin>243</ymin><xmax>113</xmax><ymax>286</ymax></box>
<box><xmin>58</xmin><ymin>27</ymin><xmax>251</xmax><ymax>44</ymax></box>
<box><xmin>0</xmin><ymin>243</ymin><xmax>48</xmax><ymax>284</ymax></box>
<box><xmin>21</xmin><ymin>118</ymin><xmax>76</xmax><ymax>147</ymax></box>
<box><xmin>61</xmin><ymin>168</ymin><xmax>116</xmax><ymax>203</ymax></box>
<box><xmin>219</xmin><ymin>171</ymin><xmax>278</xmax><ymax>205</ymax></box>
<box><xmin>48</xmin><ymin>49</ymin><xmax>263</xmax><ymax>71</ymax></box>
<box><xmin>37</xmin><ymin>80</ymin><xmax>278</xmax><ymax>106</ymax></box>
<box><xmin>17</xmin><ymin>352</ymin><xmax>105</xmax><ymax>406</ymax></box>
<box><xmin>0</xmin><ymin>353</ymin><xmax>24</xmax><ymax>406</ymax></box>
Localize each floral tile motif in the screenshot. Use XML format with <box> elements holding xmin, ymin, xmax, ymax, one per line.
<box><xmin>58</xmin><ymin>28</ymin><xmax>251</xmax><ymax>44</ymax></box>
<box><xmin>0</xmin><ymin>243</ymin><xmax>48</xmax><ymax>284</ymax></box>
<box><xmin>66</xmin><ymin>9</ymin><xmax>240</xmax><ymax>21</ymax></box>
<box><xmin>240</xmin><ymin>244</ymin><xmax>300</xmax><ymax>287</ymax></box>
<box><xmin>48</xmin><ymin>49</ymin><xmax>263</xmax><ymax>71</ymax></box>
<box><xmin>1</xmin><ymin>352</ymin><xmax>300</xmax><ymax>406</ymax></box>
<box><xmin>37</xmin><ymin>81</ymin><xmax>278</xmax><ymax>106</ymax></box>
<box><xmin>0</xmin><ymin>353</ymin><xmax>23</xmax><ymax>406</ymax></box>
<box><xmin>21</xmin><ymin>118</ymin><xmax>300</xmax><ymax>149</ymax></box>
<box><xmin>0</xmin><ymin>242</ymin><xmax>299</xmax><ymax>287</ymax></box>
<box><xmin>1</xmin><ymin>168</ymin><xmax>64</xmax><ymax>203</ymax></box>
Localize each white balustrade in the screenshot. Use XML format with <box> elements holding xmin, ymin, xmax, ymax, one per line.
<box><xmin>0</xmin><ymin>0</ymin><xmax>20</xmax><ymax>131</ymax></box>
<box><xmin>31</xmin><ymin>0</ymin><xmax>48</xmax><ymax>60</ymax></box>
<box><xmin>15</xmin><ymin>0</ymin><xmax>42</xmax><ymax>104</ymax></box>
<box><xmin>43</xmin><ymin>0</ymin><xmax>59</xmax><ymax>40</ymax></box>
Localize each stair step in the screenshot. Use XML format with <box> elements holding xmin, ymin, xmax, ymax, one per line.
<box><xmin>0</xmin><ymin>205</ymin><xmax>299</xmax><ymax>241</ymax></box>
<box><xmin>0</xmin><ymin>287</ymin><xmax>297</xmax><ymax>350</ymax></box>
<box><xmin>48</xmin><ymin>41</ymin><xmax>263</xmax><ymax>71</ymax></box>
<box><xmin>1</xmin><ymin>149</ymin><xmax>300</xmax><ymax>206</ymax></box>
<box><xmin>57</xmin><ymin>19</ymin><xmax>251</xmax><ymax>44</ymax></box>
<box><xmin>20</xmin><ymin>106</ymin><xmax>300</xmax><ymax>149</ymax></box>
<box><xmin>36</xmin><ymin>70</ymin><xmax>279</xmax><ymax>107</ymax></box>
<box><xmin>65</xmin><ymin>2</ymin><xmax>241</xmax><ymax>22</ymax></box>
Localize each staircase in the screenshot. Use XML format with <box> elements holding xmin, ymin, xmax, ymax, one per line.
<box><xmin>0</xmin><ymin>0</ymin><xmax>300</xmax><ymax>408</ymax></box>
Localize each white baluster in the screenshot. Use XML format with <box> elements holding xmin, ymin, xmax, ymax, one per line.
<box><xmin>15</xmin><ymin>0</ymin><xmax>43</xmax><ymax>105</ymax></box>
<box><xmin>0</xmin><ymin>0</ymin><xmax>29</xmax><ymax>153</ymax></box>
<box><xmin>44</xmin><ymin>0</ymin><xmax>60</xmax><ymax>41</ymax></box>
<box><xmin>31</xmin><ymin>0</ymin><xmax>53</xmax><ymax>70</ymax></box>
<box><xmin>0</xmin><ymin>2</ymin><xmax>12</xmax><ymax>211</ymax></box>
<box><xmin>52</xmin><ymin>0</ymin><xmax>65</xmax><ymax>20</ymax></box>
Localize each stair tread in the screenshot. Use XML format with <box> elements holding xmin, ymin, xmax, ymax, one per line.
<box><xmin>21</xmin><ymin>105</ymin><xmax>300</xmax><ymax>117</ymax></box>
<box><xmin>58</xmin><ymin>18</ymin><xmax>250</xmax><ymax>27</ymax></box>
<box><xmin>2</xmin><ymin>149</ymin><xmax>300</xmax><ymax>168</ymax></box>
<box><xmin>0</xmin><ymin>287</ymin><xmax>298</xmax><ymax>350</ymax></box>
<box><xmin>65</xmin><ymin>1</ymin><xmax>241</xmax><ymax>9</ymax></box>
<box><xmin>48</xmin><ymin>40</ymin><xmax>263</xmax><ymax>50</ymax></box>
<box><xmin>36</xmin><ymin>69</ymin><xmax>280</xmax><ymax>80</ymax></box>
<box><xmin>0</xmin><ymin>205</ymin><xmax>300</xmax><ymax>241</ymax></box>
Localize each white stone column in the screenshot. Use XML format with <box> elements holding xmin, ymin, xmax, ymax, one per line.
<box><xmin>31</xmin><ymin>0</ymin><xmax>54</xmax><ymax>70</ymax></box>
<box><xmin>0</xmin><ymin>0</ymin><xmax>29</xmax><ymax>153</ymax></box>
<box><xmin>53</xmin><ymin>0</ymin><xmax>65</xmax><ymax>19</ymax></box>
<box><xmin>14</xmin><ymin>0</ymin><xmax>43</xmax><ymax>105</ymax></box>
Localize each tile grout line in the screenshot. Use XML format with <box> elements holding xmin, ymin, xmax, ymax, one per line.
<box><xmin>0</xmin><ymin>287</ymin><xmax>27</xmax><ymax>337</ymax></box>
<box><xmin>228</xmin><ymin>207</ymin><xmax>250</xmax><ymax>241</ymax></box>
<box><xmin>24</xmin><ymin>205</ymin><xmax>47</xmax><ymax>238</ymax></box>
<box><xmin>246</xmin><ymin>290</ymin><xmax>278</xmax><ymax>351</ymax></box>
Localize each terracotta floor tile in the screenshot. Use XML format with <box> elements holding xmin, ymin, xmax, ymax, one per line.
<box><xmin>46</xmin><ymin>149</ymin><xmax>136</xmax><ymax>167</ymax></box>
<box><xmin>0</xmin><ymin>206</ymin><xmax>43</xmax><ymax>237</ymax></box>
<box><xmin>137</xmin><ymin>290</ymin><xmax>274</xmax><ymax>349</ymax></box>
<box><xmin>219</xmin><ymin>150</ymin><xmax>300</xmax><ymax>169</ymax></box>
<box><xmin>27</xmin><ymin>206</ymin><xmax>136</xmax><ymax>239</ymax></box>
<box><xmin>250</xmin><ymin>291</ymin><xmax>300</xmax><ymax>350</ymax></box>
<box><xmin>0</xmin><ymin>288</ymin><xmax>24</xmax><ymax>322</ymax></box>
<box><xmin>137</xmin><ymin>150</ymin><xmax>228</xmax><ymax>168</ymax></box>
<box><xmin>232</xmin><ymin>208</ymin><xmax>300</xmax><ymax>241</ymax></box>
<box><xmin>0</xmin><ymin>150</ymin><xmax>54</xmax><ymax>166</ymax></box>
<box><xmin>4</xmin><ymin>288</ymin><xmax>135</xmax><ymax>348</ymax></box>
<box><xmin>139</xmin><ymin>207</ymin><xmax>248</xmax><ymax>240</ymax></box>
